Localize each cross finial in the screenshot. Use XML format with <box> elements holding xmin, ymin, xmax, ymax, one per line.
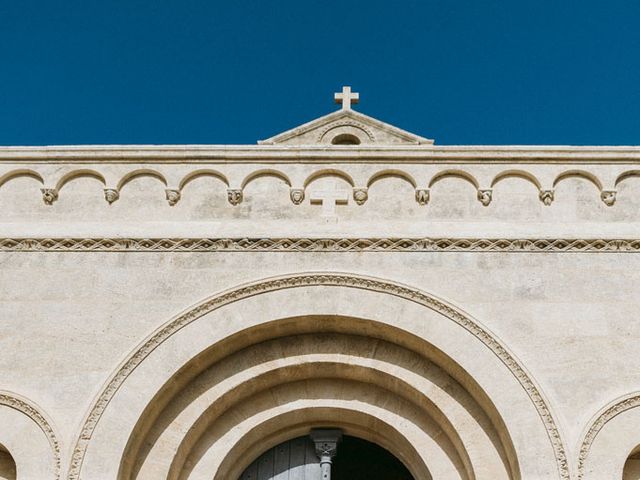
<box><xmin>334</xmin><ymin>86</ymin><xmax>359</xmax><ymax>110</ymax></box>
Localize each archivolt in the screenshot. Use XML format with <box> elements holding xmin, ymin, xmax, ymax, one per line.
<box><xmin>0</xmin><ymin>390</ymin><xmax>61</xmax><ymax>479</ymax></box>
<box><xmin>67</xmin><ymin>272</ymin><xmax>569</xmax><ymax>480</ymax></box>
<box><xmin>146</xmin><ymin>339</ymin><xmax>483</xmax><ymax>480</ymax></box>
<box><xmin>577</xmin><ymin>391</ymin><xmax>640</xmax><ymax>479</ymax></box>
<box><xmin>174</xmin><ymin>377</ymin><xmax>456</xmax><ymax>480</ymax></box>
<box><xmin>216</xmin><ymin>405</ymin><xmax>430</xmax><ymax>480</ymax></box>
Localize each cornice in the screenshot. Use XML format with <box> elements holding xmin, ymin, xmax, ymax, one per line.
<box><xmin>1</xmin><ymin>145</ymin><xmax>640</xmax><ymax>164</ymax></box>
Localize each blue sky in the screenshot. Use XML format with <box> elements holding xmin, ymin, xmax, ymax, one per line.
<box><xmin>1</xmin><ymin>1</ymin><xmax>639</xmax><ymax>145</ymax></box>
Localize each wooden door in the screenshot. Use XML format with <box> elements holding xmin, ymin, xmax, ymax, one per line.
<box><xmin>239</xmin><ymin>436</ymin><xmax>321</xmax><ymax>480</ymax></box>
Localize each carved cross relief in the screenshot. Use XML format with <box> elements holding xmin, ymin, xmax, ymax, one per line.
<box><xmin>310</xmin><ymin>181</ymin><xmax>350</xmax><ymax>217</ymax></box>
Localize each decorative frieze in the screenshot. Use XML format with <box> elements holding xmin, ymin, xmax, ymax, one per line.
<box><xmin>1</xmin><ymin>237</ymin><xmax>638</xmax><ymax>253</ymax></box>
<box><xmin>0</xmin><ymin>165</ymin><xmax>637</xmax><ymax>212</ymax></box>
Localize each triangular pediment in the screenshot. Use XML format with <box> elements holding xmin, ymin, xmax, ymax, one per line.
<box><xmin>258</xmin><ymin>108</ymin><xmax>433</xmax><ymax>146</ymax></box>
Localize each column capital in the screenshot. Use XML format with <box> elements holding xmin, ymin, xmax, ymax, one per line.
<box><xmin>310</xmin><ymin>428</ymin><xmax>343</xmax><ymax>458</ymax></box>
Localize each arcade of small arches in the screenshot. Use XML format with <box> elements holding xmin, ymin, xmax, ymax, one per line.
<box><xmin>2</xmin><ymin>274</ymin><xmax>640</xmax><ymax>480</ymax></box>
<box><xmin>1</xmin><ymin>165</ymin><xmax>640</xmax><ymax>208</ymax></box>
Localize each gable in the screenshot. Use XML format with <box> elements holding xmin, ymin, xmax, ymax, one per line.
<box><xmin>258</xmin><ymin>89</ymin><xmax>433</xmax><ymax>146</ymax></box>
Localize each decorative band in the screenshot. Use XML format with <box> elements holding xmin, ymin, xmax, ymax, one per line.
<box><xmin>0</xmin><ymin>237</ymin><xmax>638</xmax><ymax>252</ymax></box>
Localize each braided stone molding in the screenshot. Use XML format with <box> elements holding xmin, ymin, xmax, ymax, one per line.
<box><xmin>577</xmin><ymin>392</ymin><xmax>640</xmax><ymax>479</ymax></box>
<box><xmin>1</xmin><ymin>237</ymin><xmax>639</xmax><ymax>253</ymax></box>
<box><xmin>0</xmin><ymin>391</ymin><xmax>61</xmax><ymax>479</ymax></box>
<box><xmin>66</xmin><ymin>273</ymin><xmax>569</xmax><ymax>480</ymax></box>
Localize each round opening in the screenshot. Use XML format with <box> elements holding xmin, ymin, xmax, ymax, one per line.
<box><xmin>331</xmin><ymin>134</ymin><xmax>361</xmax><ymax>145</ymax></box>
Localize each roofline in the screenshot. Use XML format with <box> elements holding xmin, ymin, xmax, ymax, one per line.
<box><xmin>1</xmin><ymin>144</ymin><xmax>640</xmax><ymax>164</ymax></box>
<box><xmin>258</xmin><ymin>109</ymin><xmax>433</xmax><ymax>144</ymax></box>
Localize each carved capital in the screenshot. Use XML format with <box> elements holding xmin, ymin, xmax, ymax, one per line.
<box><xmin>415</xmin><ymin>188</ymin><xmax>430</xmax><ymax>206</ymax></box>
<box><xmin>165</xmin><ymin>189</ymin><xmax>181</xmax><ymax>206</ymax></box>
<box><xmin>227</xmin><ymin>189</ymin><xmax>243</xmax><ymax>206</ymax></box>
<box><xmin>477</xmin><ymin>189</ymin><xmax>492</xmax><ymax>206</ymax></box>
<box><xmin>40</xmin><ymin>188</ymin><xmax>58</xmax><ymax>205</ymax></box>
<box><xmin>353</xmin><ymin>187</ymin><xmax>368</xmax><ymax>205</ymax></box>
<box><xmin>539</xmin><ymin>189</ymin><xmax>554</xmax><ymax>206</ymax></box>
<box><xmin>310</xmin><ymin>429</ymin><xmax>342</xmax><ymax>459</ymax></box>
<box><xmin>103</xmin><ymin>189</ymin><xmax>119</xmax><ymax>205</ymax></box>
<box><xmin>600</xmin><ymin>190</ymin><xmax>616</xmax><ymax>206</ymax></box>
<box><xmin>289</xmin><ymin>188</ymin><xmax>305</xmax><ymax>205</ymax></box>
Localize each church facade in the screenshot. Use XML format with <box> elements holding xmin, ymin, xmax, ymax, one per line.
<box><xmin>1</xmin><ymin>87</ymin><xmax>639</xmax><ymax>479</ymax></box>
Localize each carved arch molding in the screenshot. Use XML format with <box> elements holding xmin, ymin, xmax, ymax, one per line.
<box><xmin>3</xmin><ymin>275</ymin><xmax>638</xmax><ymax>479</ymax></box>
<box><xmin>578</xmin><ymin>392</ymin><xmax>640</xmax><ymax>480</ymax></box>
<box><xmin>67</xmin><ymin>272</ymin><xmax>570</xmax><ymax>480</ymax></box>
<box><xmin>0</xmin><ymin>391</ymin><xmax>61</xmax><ymax>479</ymax></box>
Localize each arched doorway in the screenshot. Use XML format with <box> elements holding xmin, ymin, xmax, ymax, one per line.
<box><xmin>239</xmin><ymin>431</ymin><xmax>413</xmax><ymax>480</ymax></box>
<box><xmin>75</xmin><ymin>274</ymin><xmax>566</xmax><ymax>479</ymax></box>
<box><xmin>0</xmin><ymin>444</ymin><xmax>16</xmax><ymax>480</ymax></box>
<box><xmin>333</xmin><ymin>435</ymin><xmax>413</xmax><ymax>480</ymax></box>
<box><xmin>0</xmin><ymin>391</ymin><xmax>60</xmax><ymax>480</ymax></box>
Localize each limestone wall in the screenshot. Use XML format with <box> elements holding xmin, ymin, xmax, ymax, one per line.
<box><xmin>1</xmin><ymin>146</ymin><xmax>639</xmax><ymax>480</ymax></box>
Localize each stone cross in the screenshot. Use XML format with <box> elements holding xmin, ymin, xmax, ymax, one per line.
<box><xmin>334</xmin><ymin>86</ymin><xmax>359</xmax><ymax>110</ymax></box>
<box><xmin>310</xmin><ymin>183</ymin><xmax>350</xmax><ymax>217</ymax></box>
